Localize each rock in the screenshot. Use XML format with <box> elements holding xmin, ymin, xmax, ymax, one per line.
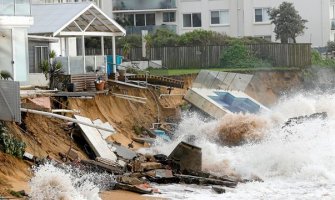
<box><xmin>67</xmin><ymin>149</ymin><xmax>79</xmax><ymax>161</ymax></box>
<box><xmin>168</xmin><ymin>142</ymin><xmax>202</xmax><ymax>172</ymax></box>
<box><xmin>117</xmin><ymin>176</ymin><xmax>144</xmax><ymax>185</ymax></box>
<box><xmin>212</xmin><ymin>186</ymin><xmax>226</xmax><ymax>194</ymax></box>
<box><xmin>118</xmin><ymin>160</ymin><xmax>127</xmax><ymax>167</ymax></box>
<box><xmin>115</xmin><ymin>183</ymin><xmax>153</xmax><ymax>194</ymax></box>
<box><xmin>145</xmin><ymin>169</ymin><xmax>180</xmax><ymax>184</ymax></box>
<box><xmin>175</xmin><ymin>174</ymin><xmax>237</xmax><ymax>188</ymax></box>
<box><xmin>145</xmin><ymin>154</ymin><xmax>156</xmax><ymax>162</ymax></box>
<box><xmin>140</xmin><ymin>162</ymin><xmax>162</xmax><ymax>171</ymax></box>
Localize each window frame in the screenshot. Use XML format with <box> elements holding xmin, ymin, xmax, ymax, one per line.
<box><xmin>182</xmin><ymin>12</ymin><xmax>202</xmax><ymax>28</ymax></box>
<box><xmin>34</xmin><ymin>46</ymin><xmax>49</xmax><ymax>73</ymax></box>
<box><xmin>163</xmin><ymin>12</ymin><xmax>176</xmax><ymax>23</ymax></box>
<box><xmin>210</xmin><ymin>9</ymin><xmax>230</xmax><ymax>26</ymax></box>
<box><xmin>254</xmin><ymin>7</ymin><xmax>270</xmax><ymax>24</ymax></box>
<box><xmin>124</xmin><ymin>13</ymin><xmax>156</xmax><ymax>27</ymax></box>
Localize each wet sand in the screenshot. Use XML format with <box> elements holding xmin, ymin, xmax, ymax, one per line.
<box><xmin>100</xmin><ymin>190</ymin><xmax>167</xmax><ymax>200</ymax></box>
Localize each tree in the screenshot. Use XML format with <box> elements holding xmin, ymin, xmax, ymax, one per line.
<box><xmin>268</xmin><ymin>2</ymin><xmax>307</xmax><ymax>43</ymax></box>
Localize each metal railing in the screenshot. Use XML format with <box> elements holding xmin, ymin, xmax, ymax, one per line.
<box><xmin>113</xmin><ymin>0</ymin><xmax>176</xmax><ymax>11</ymax></box>
<box><xmin>125</xmin><ymin>24</ymin><xmax>177</xmax><ymax>35</ymax></box>
<box><xmin>55</xmin><ymin>55</ymin><xmax>107</xmax><ymax>75</ymax></box>
<box><xmin>0</xmin><ymin>0</ymin><xmax>31</xmax><ymax>16</ymax></box>
<box><xmin>31</xmin><ymin>0</ymin><xmax>98</xmax><ymax>6</ymax></box>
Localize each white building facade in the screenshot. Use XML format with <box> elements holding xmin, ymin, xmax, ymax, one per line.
<box><xmin>29</xmin><ymin>0</ymin><xmax>333</xmax><ymax>47</ymax></box>
<box><xmin>0</xmin><ymin>0</ymin><xmax>33</xmax><ymax>82</ymax></box>
<box><xmin>176</xmin><ymin>0</ymin><xmax>330</xmax><ymax>47</ymax></box>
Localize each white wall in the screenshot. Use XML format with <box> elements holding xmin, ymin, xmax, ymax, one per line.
<box><xmin>0</xmin><ymin>16</ymin><xmax>33</xmax><ymax>82</ymax></box>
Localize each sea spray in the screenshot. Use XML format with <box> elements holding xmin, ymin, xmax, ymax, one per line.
<box><xmin>216</xmin><ymin>113</ymin><xmax>268</xmax><ymax>146</ymax></box>
<box><xmin>29</xmin><ymin>163</ymin><xmax>115</xmax><ymax>200</ymax></box>
<box><xmin>148</xmin><ymin>92</ymin><xmax>335</xmax><ymax>199</ymax></box>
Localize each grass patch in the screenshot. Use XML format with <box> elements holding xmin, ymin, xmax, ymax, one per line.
<box><xmin>145</xmin><ymin>67</ymin><xmax>300</xmax><ymax>76</ymax></box>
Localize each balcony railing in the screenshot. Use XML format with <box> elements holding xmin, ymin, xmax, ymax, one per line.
<box><xmin>113</xmin><ymin>0</ymin><xmax>176</xmax><ymax>11</ymax></box>
<box><xmin>125</xmin><ymin>24</ymin><xmax>176</xmax><ymax>35</ymax></box>
<box><xmin>31</xmin><ymin>0</ymin><xmax>99</xmax><ymax>6</ymax></box>
<box><xmin>0</xmin><ymin>0</ymin><xmax>31</xmax><ymax>16</ymax></box>
<box><xmin>55</xmin><ymin>55</ymin><xmax>107</xmax><ymax>75</ymax></box>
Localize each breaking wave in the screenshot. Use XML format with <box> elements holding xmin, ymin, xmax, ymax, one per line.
<box><xmin>29</xmin><ymin>163</ymin><xmax>115</xmax><ymax>200</ymax></box>
<box><xmin>148</xmin><ymin>92</ymin><xmax>335</xmax><ymax>199</ymax></box>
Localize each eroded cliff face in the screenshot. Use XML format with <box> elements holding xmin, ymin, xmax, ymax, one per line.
<box><xmin>245</xmin><ymin>70</ymin><xmax>304</xmax><ymax>106</ymax></box>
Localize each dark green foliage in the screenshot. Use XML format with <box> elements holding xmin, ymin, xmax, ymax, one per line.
<box><xmin>0</xmin><ymin>70</ymin><xmax>13</xmax><ymax>80</ymax></box>
<box><xmin>145</xmin><ymin>28</ymin><xmax>179</xmax><ymax>47</ymax></box>
<box><xmin>40</xmin><ymin>50</ymin><xmax>63</xmax><ymax>89</ymax></box>
<box><xmin>220</xmin><ymin>41</ymin><xmax>272</xmax><ymax>68</ymax></box>
<box><xmin>327</xmin><ymin>41</ymin><xmax>335</xmax><ymax>52</ymax></box>
<box><xmin>268</xmin><ymin>2</ymin><xmax>307</xmax><ymax>43</ymax></box>
<box><xmin>145</xmin><ymin>29</ymin><xmax>269</xmax><ymax>47</ymax></box>
<box><xmin>132</xmin><ymin>125</ymin><xmax>144</xmax><ymax>135</ymax></box>
<box><xmin>8</xmin><ymin>190</ymin><xmax>23</xmax><ymax>198</ymax></box>
<box><xmin>114</xmin><ymin>35</ymin><xmax>142</xmax><ymax>49</ymax></box>
<box><xmin>0</xmin><ymin>123</ymin><xmax>26</xmax><ymax>158</ymax></box>
<box><xmin>94</xmin><ymin>29</ymin><xmax>269</xmax><ymax>49</ymax></box>
<box><xmin>311</xmin><ymin>50</ymin><xmax>335</xmax><ymax>66</ymax></box>
<box><xmin>85</xmin><ymin>37</ymin><xmax>101</xmax><ymax>49</ymax></box>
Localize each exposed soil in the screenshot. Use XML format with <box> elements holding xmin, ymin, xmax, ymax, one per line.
<box><xmin>245</xmin><ymin>70</ymin><xmax>303</xmax><ymax>106</ymax></box>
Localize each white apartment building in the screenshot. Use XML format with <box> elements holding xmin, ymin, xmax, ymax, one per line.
<box><xmin>177</xmin><ymin>0</ymin><xmax>330</xmax><ymax>47</ymax></box>
<box><xmin>29</xmin><ymin>0</ymin><xmax>333</xmax><ymax>47</ymax></box>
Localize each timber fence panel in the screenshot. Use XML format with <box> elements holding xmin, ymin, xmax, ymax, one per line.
<box><xmin>94</xmin><ymin>43</ymin><xmax>311</xmax><ymax>69</ymax></box>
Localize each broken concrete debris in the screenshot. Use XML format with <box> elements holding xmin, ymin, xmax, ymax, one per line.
<box><xmin>168</xmin><ymin>142</ymin><xmax>202</xmax><ymax>172</ymax></box>
<box><xmin>49</xmin><ymin>139</ymin><xmax>245</xmax><ymax>195</ymax></box>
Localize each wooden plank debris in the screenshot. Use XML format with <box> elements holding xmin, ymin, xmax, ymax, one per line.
<box><xmin>93</xmin><ymin>119</ymin><xmax>115</xmax><ymax>139</ymax></box>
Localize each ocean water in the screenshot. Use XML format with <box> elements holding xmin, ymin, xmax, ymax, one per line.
<box><xmin>147</xmin><ymin>93</ymin><xmax>335</xmax><ymax>200</ymax></box>
<box><xmin>29</xmin><ymin>92</ymin><xmax>335</xmax><ymax>200</ymax></box>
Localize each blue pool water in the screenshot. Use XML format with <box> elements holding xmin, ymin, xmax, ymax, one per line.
<box><xmin>209</xmin><ymin>92</ymin><xmax>260</xmax><ymax>114</ymax></box>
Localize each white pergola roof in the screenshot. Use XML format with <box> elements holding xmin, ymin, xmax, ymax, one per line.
<box><xmin>29</xmin><ymin>3</ymin><xmax>126</xmax><ymax>37</ymax></box>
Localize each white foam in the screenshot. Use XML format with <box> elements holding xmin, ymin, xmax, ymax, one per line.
<box><xmin>147</xmin><ymin>92</ymin><xmax>335</xmax><ymax>199</ymax></box>
<box><xmin>29</xmin><ymin>163</ymin><xmax>115</xmax><ymax>200</ymax></box>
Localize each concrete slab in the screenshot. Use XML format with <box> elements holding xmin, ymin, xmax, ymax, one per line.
<box><xmin>74</xmin><ymin>115</ymin><xmax>117</xmax><ymax>161</ymax></box>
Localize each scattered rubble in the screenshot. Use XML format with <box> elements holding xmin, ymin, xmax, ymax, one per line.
<box><xmin>282</xmin><ymin>112</ymin><xmax>327</xmax><ymax>128</ymax></box>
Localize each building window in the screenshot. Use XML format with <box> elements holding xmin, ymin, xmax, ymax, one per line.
<box><xmin>126</xmin><ymin>13</ymin><xmax>156</xmax><ymax>27</ymax></box>
<box><xmin>135</xmin><ymin>14</ymin><xmax>145</xmax><ymax>26</ymax></box>
<box><xmin>183</xmin><ymin>13</ymin><xmax>201</xmax><ymax>27</ymax></box>
<box><xmin>163</xmin><ymin>12</ymin><xmax>175</xmax><ymax>22</ymax></box>
<box><xmin>254</xmin><ymin>8</ymin><xmax>270</xmax><ymax>23</ymax></box>
<box><xmin>256</xmin><ymin>35</ymin><xmax>272</xmax><ymax>41</ymax></box>
<box><xmin>146</xmin><ymin>13</ymin><xmax>155</xmax><ymax>25</ymax></box>
<box><xmin>210</xmin><ymin>10</ymin><xmax>229</xmax><ymax>25</ymax></box>
<box><xmin>34</xmin><ymin>46</ymin><xmax>48</xmax><ymax>73</ymax></box>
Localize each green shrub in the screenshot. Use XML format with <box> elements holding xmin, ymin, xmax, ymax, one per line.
<box><xmin>311</xmin><ymin>50</ymin><xmax>335</xmax><ymax>67</ymax></box>
<box><xmin>220</xmin><ymin>41</ymin><xmax>272</xmax><ymax>68</ymax></box>
<box><xmin>0</xmin><ymin>123</ymin><xmax>26</xmax><ymax>158</ymax></box>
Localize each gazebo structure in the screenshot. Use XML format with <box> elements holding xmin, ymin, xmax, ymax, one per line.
<box><xmin>28</xmin><ymin>3</ymin><xmax>126</xmax><ymax>75</ymax></box>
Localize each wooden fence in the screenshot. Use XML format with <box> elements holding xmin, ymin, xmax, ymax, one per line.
<box><xmin>128</xmin><ymin>44</ymin><xmax>311</xmax><ymax>68</ymax></box>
